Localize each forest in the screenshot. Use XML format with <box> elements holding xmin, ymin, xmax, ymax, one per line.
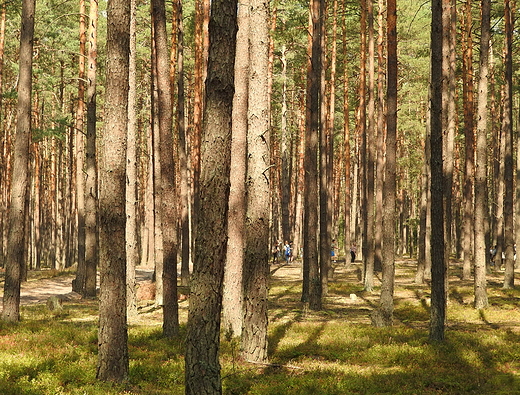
<box><xmin>1</xmin><ymin>0</ymin><xmax>520</xmax><ymax>393</ymax></box>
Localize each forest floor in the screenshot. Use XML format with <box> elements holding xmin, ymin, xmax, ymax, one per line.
<box><xmin>0</xmin><ymin>267</ymin><xmax>154</xmax><ymax>307</ymax></box>
<box><xmin>0</xmin><ymin>256</ymin><xmax>517</xmax><ymax>330</ymax></box>
<box><xmin>0</xmin><ymin>257</ymin><xmax>520</xmax><ymax>394</ymax></box>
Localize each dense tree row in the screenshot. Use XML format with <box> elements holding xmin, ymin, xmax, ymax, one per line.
<box><xmin>1</xmin><ymin>0</ymin><xmax>520</xmax><ymax>392</ymax></box>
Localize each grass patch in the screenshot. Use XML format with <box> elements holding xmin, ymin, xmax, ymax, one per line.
<box><xmin>1</xmin><ymin>260</ymin><xmax>520</xmax><ymax>394</ymax></box>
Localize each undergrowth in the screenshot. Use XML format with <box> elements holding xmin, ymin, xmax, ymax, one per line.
<box><xmin>0</xmin><ymin>260</ymin><xmax>519</xmax><ymax>394</ymax></box>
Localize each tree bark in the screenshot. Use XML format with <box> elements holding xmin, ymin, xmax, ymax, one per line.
<box><xmin>242</xmin><ymin>0</ymin><xmax>270</xmax><ymax>363</ymax></box>
<box><xmin>2</xmin><ymin>0</ymin><xmax>35</xmax><ymax>323</ymax></box>
<box><xmin>429</xmin><ymin>0</ymin><xmax>446</xmax><ymax>342</ymax></box>
<box><xmin>174</xmin><ymin>0</ymin><xmax>190</xmax><ymax>289</ymax></box>
<box><xmin>461</xmin><ymin>0</ymin><xmax>474</xmax><ymax>281</ymax></box>
<box><xmin>364</xmin><ymin>0</ymin><xmax>375</xmax><ymax>291</ymax></box>
<box><xmin>303</xmin><ymin>0</ymin><xmax>322</xmax><ymax>310</ymax></box>
<box><xmin>126</xmin><ymin>0</ymin><xmax>138</xmax><ymax>317</ymax></box>
<box><xmin>84</xmin><ymin>0</ymin><xmax>99</xmax><ymax>299</ymax></box>
<box><xmin>374</xmin><ymin>0</ymin><xmax>396</xmax><ymax>328</ymax></box>
<box><xmin>151</xmin><ymin>0</ymin><xmax>179</xmax><ymax>338</ymax></box>
<box><xmin>97</xmin><ymin>0</ymin><xmax>130</xmax><ymax>382</ymax></box>
<box><xmin>474</xmin><ymin>0</ymin><xmax>490</xmax><ymax>309</ymax></box>
<box><xmin>502</xmin><ymin>0</ymin><xmax>514</xmax><ymax>289</ymax></box>
<box><xmin>73</xmin><ymin>0</ymin><xmax>87</xmax><ymax>295</ymax></box>
<box><xmin>222</xmin><ymin>0</ymin><xmax>248</xmax><ymax>338</ymax></box>
<box><xmin>184</xmin><ymin>0</ymin><xmax>237</xmax><ymax>391</ymax></box>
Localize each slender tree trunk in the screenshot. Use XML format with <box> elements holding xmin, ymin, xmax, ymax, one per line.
<box><xmin>126</xmin><ymin>0</ymin><xmax>138</xmax><ymax>317</ymax></box>
<box><xmin>174</xmin><ymin>0</ymin><xmax>190</xmax><ymax>289</ymax></box>
<box><xmin>461</xmin><ymin>0</ymin><xmax>474</xmax><ymax>281</ymax></box>
<box><xmin>151</xmin><ymin>0</ymin><xmax>179</xmax><ymax>338</ymax></box>
<box><xmin>0</xmin><ymin>3</ymin><xmax>5</xmax><ymax>113</ymax></box>
<box><xmin>429</xmin><ymin>0</ymin><xmax>446</xmax><ymax>342</ymax></box>
<box><xmin>303</xmin><ymin>0</ymin><xmax>322</xmax><ymax>310</ymax></box>
<box><xmin>151</xmin><ymin>18</ymin><xmax>164</xmax><ymax>307</ymax></box>
<box><xmin>191</xmin><ymin>0</ymin><xmax>208</xmax><ymax>252</ymax></box>
<box><xmin>319</xmin><ymin>0</ymin><xmax>330</xmax><ymax>298</ymax></box>
<box><xmin>184</xmin><ymin>0</ymin><xmax>237</xmax><ymax>390</ymax></box>
<box><xmin>374</xmin><ymin>0</ymin><xmax>385</xmax><ymax>272</ymax></box>
<box><xmin>358</xmin><ymin>0</ymin><xmax>367</xmax><ymax>265</ymax></box>
<box><xmin>2</xmin><ymin>0</ymin><xmax>35</xmax><ymax>323</ymax></box>
<box><xmin>373</xmin><ymin>0</ymin><xmax>396</xmax><ymax>328</ymax></box>
<box><xmin>0</xmin><ymin>3</ymin><xmax>6</xmax><ymax>265</ymax></box>
<box><xmin>342</xmin><ymin>0</ymin><xmax>351</xmax><ymax>256</ymax></box>
<box><xmin>364</xmin><ymin>0</ymin><xmax>375</xmax><ymax>291</ymax></box>
<box><xmin>416</xmin><ymin>121</ymin><xmax>430</xmax><ymax>284</ymax></box>
<box><xmin>502</xmin><ymin>0</ymin><xmax>514</xmax><ymax>289</ymax></box>
<box><xmin>442</xmin><ymin>0</ymin><xmax>456</xmax><ymax>263</ymax></box>
<box><xmin>74</xmin><ymin>0</ymin><xmax>87</xmax><ymax>294</ymax></box>
<box><xmin>84</xmin><ymin>0</ymin><xmax>98</xmax><ymax>298</ymax></box>
<box><xmin>97</xmin><ymin>0</ymin><xmax>130</xmax><ymax>381</ymax></box>
<box><xmin>474</xmin><ymin>0</ymin><xmax>490</xmax><ymax>309</ymax></box>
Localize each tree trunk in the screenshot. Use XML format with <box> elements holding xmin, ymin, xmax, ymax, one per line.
<box><xmin>341</xmin><ymin>0</ymin><xmax>351</xmax><ymax>257</ymax></box>
<box><xmin>152</xmin><ymin>0</ymin><xmax>179</xmax><ymax>338</ymax></box>
<box><xmin>374</xmin><ymin>0</ymin><xmax>396</xmax><ymax>328</ymax></box>
<box><xmin>319</xmin><ymin>0</ymin><xmax>330</xmax><ymax>298</ymax></box>
<box><xmin>303</xmin><ymin>0</ymin><xmax>322</xmax><ymax>310</ymax></box>
<box><xmin>242</xmin><ymin>0</ymin><xmax>270</xmax><ymax>363</ymax></box>
<box><xmin>126</xmin><ymin>0</ymin><xmax>138</xmax><ymax>317</ymax></box>
<box><xmin>174</xmin><ymin>0</ymin><xmax>190</xmax><ymax>289</ymax></box>
<box><xmin>222</xmin><ymin>0</ymin><xmax>248</xmax><ymax>339</ymax></box>
<box><xmin>2</xmin><ymin>0</ymin><xmax>35</xmax><ymax>323</ymax></box>
<box><xmin>73</xmin><ymin>0</ymin><xmax>87</xmax><ymax>294</ymax></box>
<box><xmin>84</xmin><ymin>0</ymin><xmax>99</xmax><ymax>298</ymax></box>
<box><xmin>502</xmin><ymin>0</ymin><xmax>514</xmax><ymax>289</ymax></box>
<box><xmin>429</xmin><ymin>0</ymin><xmax>446</xmax><ymax>342</ymax></box>
<box><xmin>474</xmin><ymin>0</ymin><xmax>490</xmax><ymax>309</ymax></box>
<box><xmin>364</xmin><ymin>0</ymin><xmax>376</xmax><ymax>291</ymax></box>
<box><xmin>184</xmin><ymin>0</ymin><xmax>237</xmax><ymax>391</ymax></box>
<box><xmin>461</xmin><ymin>0</ymin><xmax>474</xmax><ymax>281</ymax></box>
<box><xmin>374</xmin><ymin>0</ymin><xmax>384</xmax><ymax>272</ymax></box>
<box><xmin>97</xmin><ymin>0</ymin><xmax>130</xmax><ymax>382</ymax></box>
<box><xmin>191</xmin><ymin>0</ymin><xmax>209</xmax><ymax>253</ymax></box>
<box><xmin>442</xmin><ymin>0</ymin><xmax>456</xmax><ymax>264</ymax></box>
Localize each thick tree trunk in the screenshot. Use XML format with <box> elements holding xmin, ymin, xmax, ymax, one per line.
<box><xmin>2</xmin><ymin>0</ymin><xmax>35</xmax><ymax>323</ymax></box>
<box><xmin>222</xmin><ymin>0</ymin><xmax>248</xmax><ymax>338</ymax></box>
<box><xmin>96</xmin><ymin>0</ymin><xmax>130</xmax><ymax>382</ymax></box>
<box><xmin>184</xmin><ymin>0</ymin><xmax>237</xmax><ymax>391</ymax></box>
<box><xmin>241</xmin><ymin>0</ymin><xmax>270</xmax><ymax>363</ymax></box>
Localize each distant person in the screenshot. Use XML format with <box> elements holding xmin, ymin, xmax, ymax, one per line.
<box><xmin>272</xmin><ymin>242</ymin><xmax>280</xmax><ymax>264</ymax></box>
<box><xmin>350</xmin><ymin>243</ymin><xmax>357</xmax><ymax>263</ymax></box>
<box><xmin>284</xmin><ymin>241</ymin><xmax>291</xmax><ymax>263</ymax></box>
<box><xmin>490</xmin><ymin>245</ymin><xmax>497</xmax><ymax>266</ymax></box>
<box><xmin>331</xmin><ymin>239</ymin><xmax>337</xmax><ymax>263</ymax></box>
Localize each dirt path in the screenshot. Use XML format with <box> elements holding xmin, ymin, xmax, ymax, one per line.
<box><xmin>0</xmin><ymin>269</ymin><xmax>154</xmax><ymax>306</ymax></box>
